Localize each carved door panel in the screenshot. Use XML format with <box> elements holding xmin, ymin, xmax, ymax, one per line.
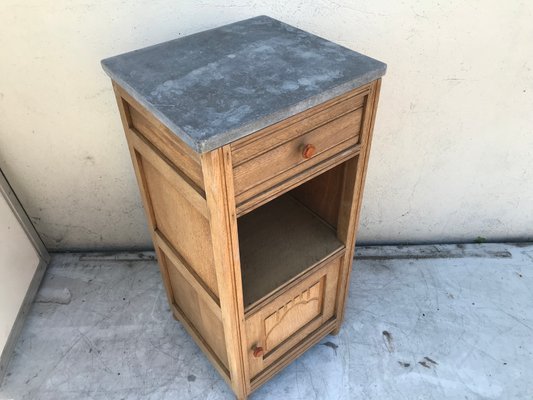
<box><xmin>245</xmin><ymin>256</ymin><xmax>341</xmax><ymax>378</ymax></box>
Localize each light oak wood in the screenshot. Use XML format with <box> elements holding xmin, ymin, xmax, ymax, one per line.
<box><xmin>201</xmin><ymin>147</ymin><xmax>250</xmax><ymax>398</ymax></box>
<box><xmin>245</xmin><ymin>256</ymin><xmax>341</xmax><ymax>378</ymax></box>
<box><xmin>165</xmin><ymin>253</ymin><xmax>228</xmax><ymax>366</ymax></box>
<box><xmin>234</xmin><ymin>116</ymin><xmax>361</xmax><ymax>204</ymax></box>
<box><xmin>127</xmin><ymin>129</ymin><xmax>208</xmax><ymax>218</ymax></box>
<box><xmin>113</xmin><ymin>85</ymin><xmax>228</xmax><ymax>388</ymax></box>
<box><xmin>112</xmin><ymin>80</ymin><xmax>382</xmax><ymax>399</ymax></box>
<box><xmin>233</xmin><ymin>108</ymin><xmax>362</xmax><ymax>193</ymax></box>
<box><xmin>154</xmin><ymin>231</ymin><xmax>221</xmax><ymax>316</ymax></box>
<box><xmin>250</xmin><ymin>318</ymin><xmax>338</xmax><ymax>391</ymax></box>
<box><xmin>140</xmin><ymin>158</ymin><xmax>218</xmax><ymax>296</ymax></box>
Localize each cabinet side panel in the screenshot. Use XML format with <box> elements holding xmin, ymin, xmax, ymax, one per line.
<box><xmin>141</xmin><ymin>156</ymin><xmax>219</xmax><ymax>298</ymax></box>
<box><xmin>163</xmin><ymin>252</ymin><xmax>229</xmax><ymax>368</ymax></box>
<box><xmin>112</xmin><ymin>83</ymin><xmax>231</xmax><ymax>390</ymax></box>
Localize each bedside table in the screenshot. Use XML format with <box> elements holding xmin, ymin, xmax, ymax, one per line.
<box><xmin>102</xmin><ymin>15</ymin><xmax>386</xmax><ymax>399</ymax></box>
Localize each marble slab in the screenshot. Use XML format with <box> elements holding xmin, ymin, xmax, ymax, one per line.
<box><xmin>102</xmin><ymin>15</ymin><xmax>386</xmax><ymax>153</ymax></box>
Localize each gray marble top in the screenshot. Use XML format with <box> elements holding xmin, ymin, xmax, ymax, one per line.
<box><xmin>102</xmin><ymin>16</ymin><xmax>386</xmax><ymax>153</ymax></box>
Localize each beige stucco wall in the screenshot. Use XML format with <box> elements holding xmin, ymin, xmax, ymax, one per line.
<box><xmin>1</xmin><ymin>1</ymin><xmax>532</xmax><ymax>250</ymax></box>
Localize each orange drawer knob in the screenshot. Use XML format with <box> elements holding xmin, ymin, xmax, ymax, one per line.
<box><xmin>252</xmin><ymin>345</ymin><xmax>264</xmax><ymax>358</ymax></box>
<box><xmin>302</xmin><ymin>144</ymin><xmax>317</xmax><ymax>159</ymax></box>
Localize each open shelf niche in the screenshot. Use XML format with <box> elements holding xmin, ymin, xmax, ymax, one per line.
<box><xmin>237</xmin><ymin>162</ymin><xmax>348</xmax><ymax>310</ymax></box>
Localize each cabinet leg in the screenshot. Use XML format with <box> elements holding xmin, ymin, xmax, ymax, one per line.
<box><xmin>171</xmin><ymin>309</ymin><xmax>179</xmax><ymax>321</ymax></box>
<box><xmin>331</xmin><ymin>323</ymin><xmax>342</xmax><ymax>336</ymax></box>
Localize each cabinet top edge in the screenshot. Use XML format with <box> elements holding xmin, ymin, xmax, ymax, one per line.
<box><xmin>102</xmin><ymin>15</ymin><xmax>386</xmax><ymax>154</ymax></box>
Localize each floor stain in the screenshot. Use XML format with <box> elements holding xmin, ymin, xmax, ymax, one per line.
<box><xmin>382</xmin><ymin>330</ymin><xmax>394</xmax><ymax>353</ymax></box>
<box><xmin>398</xmin><ymin>361</ymin><xmax>410</xmax><ymax>368</ymax></box>
<box><xmin>424</xmin><ymin>356</ymin><xmax>438</xmax><ymax>365</ymax></box>
<box><xmin>419</xmin><ymin>356</ymin><xmax>438</xmax><ymax>369</ymax></box>
<box><xmin>187</xmin><ymin>374</ymin><xmax>196</xmax><ymax>382</ymax></box>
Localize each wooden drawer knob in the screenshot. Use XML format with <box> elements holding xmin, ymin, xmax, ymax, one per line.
<box><xmin>252</xmin><ymin>345</ymin><xmax>264</xmax><ymax>358</ymax></box>
<box><xmin>302</xmin><ymin>144</ymin><xmax>316</xmax><ymax>159</ymax></box>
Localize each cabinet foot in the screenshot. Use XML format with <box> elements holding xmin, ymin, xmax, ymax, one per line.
<box><xmin>331</xmin><ymin>327</ymin><xmax>341</xmax><ymax>336</ymax></box>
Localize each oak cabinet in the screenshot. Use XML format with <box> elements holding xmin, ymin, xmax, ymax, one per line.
<box><xmin>102</xmin><ymin>15</ymin><xmax>385</xmax><ymax>400</ymax></box>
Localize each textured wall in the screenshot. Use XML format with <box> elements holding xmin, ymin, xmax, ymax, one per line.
<box><xmin>0</xmin><ymin>1</ymin><xmax>532</xmax><ymax>250</ymax></box>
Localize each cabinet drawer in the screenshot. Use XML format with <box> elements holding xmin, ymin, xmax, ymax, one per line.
<box><xmin>231</xmin><ymin>88</ymin><xmax>368</xmax><ymax>212</ymax></box>
<box><xmin>245</xmin><ymin>255</ymin><xmax>341</xmax><ymax>378</ymax></box>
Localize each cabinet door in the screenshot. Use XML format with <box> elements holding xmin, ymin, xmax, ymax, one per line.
<box><xmin>245</xmin><ymin>255</ymin><xmax>341</xmax><ymax>378</ymax></box>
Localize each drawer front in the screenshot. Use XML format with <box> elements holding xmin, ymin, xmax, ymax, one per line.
<box><xmin>232</xmin><ymin>88</ymin><xmax>368</xmax><ymax>211</ymax></box>
<box><xmin>245</xmin><ymin>256</ymin><xmax>341</xmax><ymax>378</ymax></box>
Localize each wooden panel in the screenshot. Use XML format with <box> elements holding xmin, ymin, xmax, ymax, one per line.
<box><xmin>164</xmin><ymin>252</ymin><xmax>228</xmax><ymax>367</ymax></box>
<box><xmin>127</xmin><ymin>129</ymin><xmax>207</xmax><ymax>218</ymax></box>
<box><xmin>250</xmin><ymin>319</ymin><xmax>337</xmax><ymax>392</ymax></box>
<box><xmin>290</xmin><ymin>162</ymin><xmax>345</xmax><ymax>228</ymax></box>
<box><xmin>233</xmin><ymin>108</ymin><xmax>363</xmax><ymax>200</ymax></box>
<box><xmin>154</xmin><ymin>231</ymin><xmax>220</xmax><ymax>316</ymax></box>
<box><xmin>245</xmin><ymin>256</ymin><xmax>341</xmax><ymax>378</ymax></box>
<box><xmin>238</xmin><ymin>194</ymin><xmax>344</xmax><ymax>309</ymax></box>
<box><xmin>263</xmin><ymin>280</ymin><xmax>323</xmax><ymax>351</ymax></box>
<box><xmin>141</xmin><ymin>158</ymin><xmax>219</xmax><ymax>297</ymax></box>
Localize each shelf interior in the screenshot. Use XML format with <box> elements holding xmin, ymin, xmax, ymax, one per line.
<box><xmin>238</xmin><ymin>194</ymin><xmax>344</xmax><ymax>309</ymax></box>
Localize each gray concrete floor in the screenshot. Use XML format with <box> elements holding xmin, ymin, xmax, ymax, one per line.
<box><xmin>1</xmin><ymin>243</ymin><xmax>532</xmax><ymax>400</ymax></box>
